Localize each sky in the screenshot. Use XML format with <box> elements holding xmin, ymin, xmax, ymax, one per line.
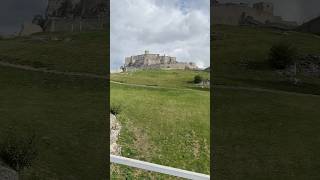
<box><xmin>110</xmin><ymin>0</ymin><xmax>210</xmax><ymax>71</ymax></box>
<box><xmin>0</xmin><ymin>0</ymin><xmax>47</xmax><ymax>35</ymax></box>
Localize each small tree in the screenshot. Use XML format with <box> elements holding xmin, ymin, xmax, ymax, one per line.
<box><xmin>194</xmin><ymin>75</ymin><xmax>203</xmax><ymax>84</ymax></box>
<box><xmin>268</xmin><ymin>42</ymin><xmax>298</xmax><ymax>69</ymax></box>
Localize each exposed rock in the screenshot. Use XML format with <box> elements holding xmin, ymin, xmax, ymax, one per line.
<box><xmin>110</xmin><ymin>114</ymin><xmax>121</xmax><ymax>155</ymax></box>
<box><xmin>297</xmin><ymin>54</ymin><xmax>320</xmax><ymax>76</ymax></box>
<box><xmin>0</xmin><ymin>160</ymin><xmax>18</xmax><ymax>180</ymax></box>
<box><xmin>19</xmin><ymin>22</ymin><xmax>43</xmax><ymax>36</ymax></box>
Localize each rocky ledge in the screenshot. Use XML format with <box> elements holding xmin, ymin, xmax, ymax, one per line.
<box><xmin>0</xmin><ymin>160</ymin><xmax>18</xmax><ymax>180</ymax></box>
<box><xmin>110</xmin><ymin>114</ymin><xmax>121</xmax><ymax>155</ymax></box>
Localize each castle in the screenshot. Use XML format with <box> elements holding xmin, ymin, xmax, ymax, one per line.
<box><xmin>122</xmin><ymin>51</ymin><xmax>198</xmax><ymax>71</ymax></box>
<box><xmin>44</xmin><ymin>0</ymin><xmax>108</xmax><ymax>32</ymax></box>
<box><xmin>212</xmin><ymin>1</ymin><xmax>297</xmax><ymax>29</ymax></box>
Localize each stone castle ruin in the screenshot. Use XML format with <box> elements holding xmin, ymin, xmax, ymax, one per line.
<box><xmin>19</xmin><ymin>0</ymin><xmax>108</xmax><ymax>35</ymax></box>
<box><xmin>212</xmin><ymin>1</ymin><xmax>297</xmax><ymax>29</ymax></box>
<box><xmin>44</xmin><ymin>0</ymin><xmax>108</xmax><ymax>32</ymax></box>
<box><xmin>122</xmin><ymin>51</ymin><xmax>198</xmax><ymax>71</ymax></box>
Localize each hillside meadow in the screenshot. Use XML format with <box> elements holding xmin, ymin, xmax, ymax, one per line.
<box><xmin>213</xmin><ymin>25</ymin><xmax>320</xmax><ymax>179</ymax></box>
<box><xmin>0</xmin><ymin>32</ymin><xmax>108</xmax><ymax>179</ymax></box>
<box><xmin>110</xmin><ymin>70</ymin><xmax>210</xmax><ymax>179</ymax></box>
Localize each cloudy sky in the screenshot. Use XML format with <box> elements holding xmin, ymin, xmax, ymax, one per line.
<box><xmin>0</xmin><ymin>0</ymin><xmax>47</xmax><ymax>35</ymax></box>
<box><xmin>110</xmin><ymin>0</ymin><xmax>210</xmax><ymax>71</ymax></box>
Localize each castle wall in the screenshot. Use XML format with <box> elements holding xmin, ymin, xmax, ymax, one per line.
<box><xmin>45</xmin><ymin>0</ymin><xmax>108</xmax><ymax>32</ymax></box>
<box><xmin>298</xmin><ymin>17</ymin><xmax>320</xmax><ymax>34</ymax></box>
<box><xmin>123</xmin><ymin>52</ymin><xmax>197</xmax><ymax>71</ymax></box>
<box><xmin>212</xmin><ymin>5</ymin><xmax>280</xmax><ymax>25</ymax></box>
<box><xmin>45</xmin><ymin>17</ymin><xmax>107</xmax><ymax>32</ymax></box>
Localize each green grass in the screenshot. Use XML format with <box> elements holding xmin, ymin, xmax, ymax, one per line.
<box><xmin>0</xmin><ymin>67</ymin><xmax>107</xmax><ymax>179</ymax></box>
<box><xmin>0</xmin><ymin>31</ymin><xmax>108</xmax><ymax>179</ymax></box>
<box><xmin>0</xmin><ymin>31</ymin><xmax>108</xmax><ymax>75</ymax></box>
<box><xmin>111</xmin><ymin>69</ymin><xmax>209</xmax><ymax>89</ymax></box>
<box><xmin>213</xmin><ymin>88</ymin><xmax>320</xmax><ymax>179</ymax></box>
<box><xmin>213</xmin><ymin>25</ymin><xmax>320</xmax><ymax>93</ymax></box>
<box><xmin>213</xmin><ymin>25</ymin><xmax>320</xmax><ymax>179</ymax></box>
<box><xmin>110</xmin><ymin>70</ymin><xmax>210</xmax><ymax>179</ymax></box>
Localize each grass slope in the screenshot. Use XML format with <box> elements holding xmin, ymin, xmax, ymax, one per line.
<box><xmin>111</xmin><ymin>70</ymin><xmax>210</xmax><ymax>179</ymax></box>
<box><xmin>0</xmin><ymin>31</ymin><xmax>108</xmax><ymax>75</ymax></box>
<box><xmin>0</xmin><ymin>67</ymin><xmax>107</xmax><ymax>179</ymax></box>
<box><xmin>213</xmin><ymin>25</ymin><xmax>320</xmax><ymax>179</ymax></box>
<box><xmin>0</xmin><ymin>32</ymin><xmax>108</xmax><ymax>179</ymax></box>
<box><xmin>213</xmin><ymin>25</ymin><xmax>320</xmax><ymax>94</ymax></box>
<box><xmin>111</xmin><ymin>69</ymin><xmax>209</xmax><ymax>89</ymax></box>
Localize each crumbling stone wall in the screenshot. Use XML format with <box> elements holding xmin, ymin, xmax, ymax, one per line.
<box><xmin>212</xmin><ymin>1</ymin><xmax>296</xmax><ymax>27</ymax></box>
<box><xmin>123</xmin><ymin>51</ymin><xmax>198</xmax><ymax>71</ymax></box>
<box><xmin>45</xmin><ymin>0</ymin><xmax>108</xmax><ymax>32</ymax></box>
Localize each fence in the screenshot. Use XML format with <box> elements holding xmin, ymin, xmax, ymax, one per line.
<box><xmin>110</xmin><ymin>155</ymin><xmax>210</xmax><ymax>180</ymax></box>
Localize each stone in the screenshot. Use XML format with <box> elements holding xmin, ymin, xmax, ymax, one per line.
<box><xmin>212</xmin><ymin>1</ymin><xmax>297</xmax><ymax>29</ymax></box>
<box><xmin>110</xmin><ymin>114</ymin><xmax>121</xmax><ymax>155</ymax></box>
<box><xmin>123</xmin><ymin>50</ymin><xmax>198</xmax><ymax>72</ymax></box>
<box><xmin>19</xmin><ymin>22</ymin><xmax>43</xmax><ymax>36</ymax></box>
<box><xmin>0</xmin><ymin>160</ymin><xmax>19</xmax><ymax>180</ymax></box>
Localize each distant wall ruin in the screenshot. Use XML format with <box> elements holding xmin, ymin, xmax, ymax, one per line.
<box><xmin>212</xmin><ymin>1</ymin><xmax>297</xmax><ymax>29</ymax></box>
<box><xmin>44</xmin><ymin>0</ymin><xmax>108</xmax><ymax>32</ymax></box>
<box><xmin>123</xmin><ymin>51</ymin><xmax>198</xmax><ymax>71</ymax></box>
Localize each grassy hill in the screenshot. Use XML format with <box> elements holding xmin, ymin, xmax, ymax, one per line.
<box><xmin>0</xmin><ymin>32</ymin><xmax>108</xmax><ymax>179</ymax></box>
<box><xmin>110</xmin><ymin>70</ymin><xmax>210</xmax><ymax>179</ymax></box>
<box><xmin>213</xmin><ymin>25</ymin><xmax>320</xmax><ymax>94</ymax></box>
<box><xmin>213</xmin><ymin>25</ymin><xmax>320</xmax><ymax>179</ymax></box>
<box><xmin>0</xmin><ymin>32</ymin><xmax>108</xmax><ymax>75</ymax></box>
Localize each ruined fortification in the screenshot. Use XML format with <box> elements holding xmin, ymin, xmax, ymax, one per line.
<box><xmin>212</xmin><ymin>1</ymin><xmax>297</xmax><ymax>29</ymax></box>
<box><xmin>122</xmin><ymin>51</ymin><xmax>198</xmax><ymax>71</ymax></box>
<box><xmin>44</xmin><ymin>0</ymin><xmax>108</xmax><ymax>32</ymax></box>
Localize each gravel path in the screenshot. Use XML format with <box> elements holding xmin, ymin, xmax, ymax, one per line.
<box><xmin>110</xmin><ymin>114</ymin><xmax>121</xmax><ymax>155</ymax></box>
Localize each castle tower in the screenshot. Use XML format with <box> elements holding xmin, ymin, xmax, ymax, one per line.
<box><xmin>253</xmin><ymin>2</ymin><xmax>274</xmax><ymax>15</ymax></box>
<box><xmin>46</xmin><ymin>0</ymin><xmax>65</xmax><ymax>17</ymax></box>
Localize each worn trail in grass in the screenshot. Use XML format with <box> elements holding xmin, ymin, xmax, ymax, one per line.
<box><xmin>111</xmin><ymin>70</ymin><xmax>210</xmax><ymax>179</ymax></box>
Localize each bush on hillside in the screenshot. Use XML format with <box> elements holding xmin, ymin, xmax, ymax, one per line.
<box><xmin>194</xmin><ymin>75</ymin><xmax>203</xmax><ymax>84</ymax></box>
<box><xmin>0</xmin><ymin>134</ymin><xmax>38</xmax><ymax>171</ymax></box>
<box><xmin>268</xmin><ymin>42</ymin><xmax>298</xmax><ymax>69</ymax></box>
<box><xmin>110</xmin><ymin>103</ymin><xmax>122</xmax><ymax>115</ymax></box>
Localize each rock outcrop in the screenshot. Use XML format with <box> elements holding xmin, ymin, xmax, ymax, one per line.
<box><xmin>0</xmin><ymin>160</ymin><xmax>18</xmax><ymax>180</ymax></box>
<box><xmin>44</xmin><ymin>0</ymin><xmax>108</xmax><ymax>32</ymax></box>
<box><xmin>110</xmin><ymin>114</ymin><xmax>121</xmax><ymax>155</ymax></box>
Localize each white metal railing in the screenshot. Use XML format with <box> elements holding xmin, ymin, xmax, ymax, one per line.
<box><xmin>110</xmin><ymin>155</ymin><xmax>210</xmax><ymax>180</ymax></box>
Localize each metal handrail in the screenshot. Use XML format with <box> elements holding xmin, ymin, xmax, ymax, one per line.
<box><xmin>110</xmin><ymin>155</ymin><xmax>210</xmax><ymax>180</ymax></box>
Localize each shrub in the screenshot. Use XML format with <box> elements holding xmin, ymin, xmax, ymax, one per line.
<box><xmin>110</xmin><ymin>103</ymin><xmax>122</xmax><ymax>115</ymax></box>
<box><xmin>0</xmin><ymin>134</ymin><xmax>38</xmax><ymax>172</ymax></box>
<box><xmin>194</xmin><ymin>75</ymin><xmax>203</xmax><ymax>84</ymax></box>
<box><xmin>268</xmin><ymin>42</ymin><xmax>298</xmax><ymax>69</ymax></box>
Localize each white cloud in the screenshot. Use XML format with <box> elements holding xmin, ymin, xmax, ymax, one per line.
<box><xmin>110</xmin><ymin>0</ymin><xmax>210</xmax><ymax>70</ymax></box>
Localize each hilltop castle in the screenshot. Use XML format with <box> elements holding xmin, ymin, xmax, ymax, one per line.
<box><xmin>44</xmin><ymin>0</ymin><xmax>108</xmax><ymax>32</ymax></box>
<box><xmin>122</xmin><ymin>51</ymin><xmax>198</xmax><ymax>71</ymax></box>
<box><xmin>212</xmin><ymin>1</ymin><xmax>297</xmax><ymax>29</ymax></box>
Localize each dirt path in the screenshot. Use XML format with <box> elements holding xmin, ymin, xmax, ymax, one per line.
<box><xmin>1</xmin><ymin>60</ymin><xmax>319</xmax><ymax>97</ymax></box>
<box><xmin>0</xmin><ymin>61</ymin><xmax>108</xmax><ymax>80</ymax></box>
<box><xmin>214</xmin><ymin>85</ymin><xmax>320</xmax><ymax>98</ymax></box>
